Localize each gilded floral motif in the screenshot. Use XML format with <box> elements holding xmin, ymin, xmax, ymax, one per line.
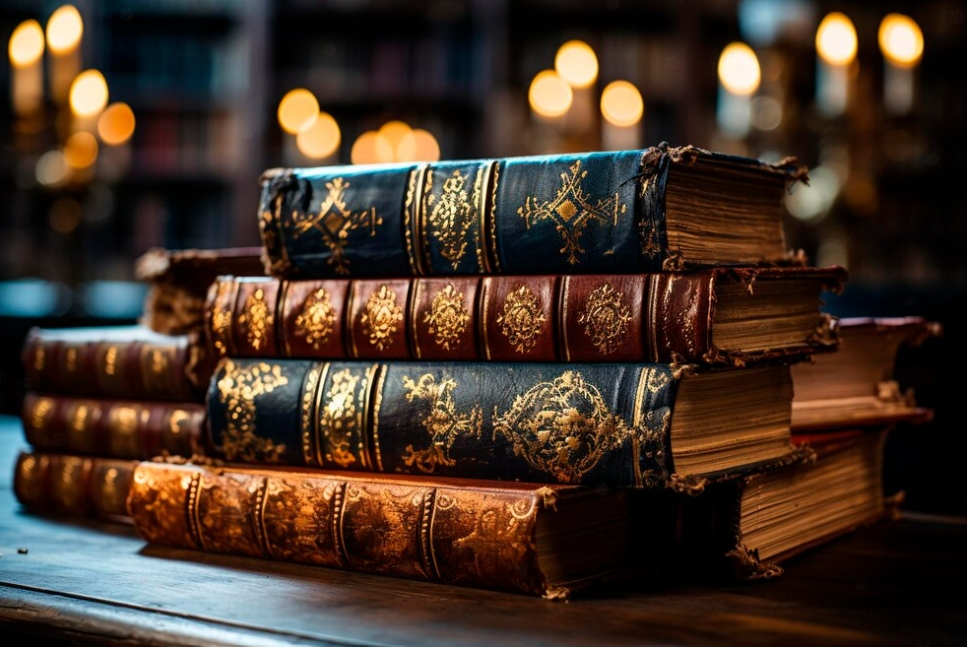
<box><xmin>426</xmin><ymin>169</ymin><xmax>479</xmax><ymax>269</ymax></box>
<box><xmin>361</xmin><ymin>285</ymin><xmax>403</xmax><ymax>351</ymax></box>
<box><xmin>215</xmin><ymin>359</ymin><xmax>289</xmax><ymax>462</ymax></box>
<box><xmin>319</xmin><ymin>368</ymin><xmax>364</xmax><ymax>468</ymax></box>
<box><xmin>239</xmin><ymin>288</ymin><xmax>272</xmax><ymax>351</ymax></box>
<box><xmin>492</xmin><ymin>371</ymin><xmax>632</xmax><ymax>483</ymax></box>
<box><xmin>401</xmin><ymin>373</ymin><xmax>483</xmax><ymax>473</ymax></box>
<box><xmin>295</xmin><ymin>287</ymin><xmax>335</xmax><ymax>349</ymax></box>
<box><xmin>577</xmin><ymin>283</ymin><xmax>632</xmax><ymax>356</ymax></box>
<box><xmin>290</xmin><ymin>177</ymin><xmax>383</xmax><ymax>275</ymax></box>
<box><xmin>423</xmin><ymin>284</ymin><xmax>470</xmax><ymax>350</ymax></box>
<box><xmin>496</xmin><ymin>285</ymin><xmax>546</xmax><ymax>354</ymax></box>
<box><xmin>516</xmin><ymin>160</ymin><xmax>627</xmax><ymax>264</ymax></box>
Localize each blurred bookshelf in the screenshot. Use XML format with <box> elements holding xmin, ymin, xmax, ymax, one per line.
<box><xmin>1</xmin><ymin>0</ymin><xmax>964</xmax><ymax>512</ymax></box>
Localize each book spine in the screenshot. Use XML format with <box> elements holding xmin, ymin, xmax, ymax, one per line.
<box><xmin>128</xmin><ymin>461</ymin><xmax>561</xmax><ymax>597</ymax></box>
<box><xmin>206</xmin><ymin>357</ymin><xmax>677</xmax><ymax>488</ymax></box>
<box><xmin>21</xmin><ymin>391</ymin><xmax>208</xmax><ymax>460</ymax></box>
<box><xmin>21</xmin><ymin>329</ymin><xmax>201</xmax><ymax>401</ymax></box>
<box><xmin>259</xmin><ymin>149</ymin><xmax>666</xmax><ymax>277</ymax></box>
<box><xmin>13</xmin><ymin>451</ymin><xmax>135</xmax><ymax>519</ymax></box>
<box><xmin>205</xmin><ymin>273</ymin><xmax>718</xmax><ymax>363</ymax></box>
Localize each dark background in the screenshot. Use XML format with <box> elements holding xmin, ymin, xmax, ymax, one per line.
<box><xmin>0</xmin><ymin>0</ymin><xmax>962</xmax><ymax>514</ymax></box>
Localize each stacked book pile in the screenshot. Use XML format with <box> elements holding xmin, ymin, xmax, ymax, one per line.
<box><xmin>10</xmin><ymin>143</ymin><xmax>938</xmax><ymax>599</ymax></box>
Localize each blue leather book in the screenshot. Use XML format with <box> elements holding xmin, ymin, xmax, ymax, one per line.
<box><xmin>205</xmin><ymin>357</ymin><xmax>808</xmax><ymax>491</ymax></box>
<box><xmin>258</xmin><ymin>143</ymin><xmax>807</xmax><ymax>278</ymax></box>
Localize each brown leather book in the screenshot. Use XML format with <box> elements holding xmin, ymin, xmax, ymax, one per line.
<box><xmin>126</xmin><ymin>460</ymin><xmax>631</xmax><ymax>599</ymax></box>
<box><xmin>13</xmin><ymin>451</ymin><xmax>136</xmax><ymax>521</ymax></box>
<box><xmin>205</xmin><ymin>265</ymin><xmax>846</xmax><ymax>365</ymax></box>
<box><xmin>21</xmin><ymin>391</ymin><xmax>207</xmax><ymax>460</ymax></box>
<box><xmin>135</xmin><ymin>246</ymin><xmax>266</xmax><ymax>336</ymax></box>
<box><xmin>21</xmin><ymin>324</ymin><xmax>212</xmax><ymax>401</ymax></box>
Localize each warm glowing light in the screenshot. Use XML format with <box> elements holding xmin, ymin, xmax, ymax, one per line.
<box><xmin>816</xmin><ymin>12</ymin><xmax>857</xmax><ymax>66</ymax></box>
<box><xmin>69</xmin><ymin>69</ymin><xmax>109</xmax><ymax>117</ymax></box>
<box><xmin>879</xmin><ymin>14</ymin><xmax>924</xmax><ymax>67</ymax></box>
<box><xmin>47</xmin><ymin>5</ymin><xmax>83</xmax><ymax>55</ymax></box>
<box><xmin>555</xmin><ymin>40</ymin><xmax>598</xmax><ymax>88</ymax></box>
<box><xmin>97</xmin><ymin>102</ymin><xmax>136</xmax><ymax>145</ymax></box>
<box><xmin>277</xmin><ymin>88</ymin><xmax>319</xmax><ymax>134</ymax></box>
<box><xmin>296</xmin><ymin>111</ymin><xmax>341</xmax><ymax>159</ymax></box>
<box><xmin>600</xmin><ymin>80</ymin><xmax>644</xmax><ymax>127</ymax></box>
<box><xmin>64</xmin><ymin>131</ymin><xmax>98</xmax><ymax>168</ymax></box>
<box><xmin>9</xmin><ymin>20</ymin><xmax>44</xmax><ymax>67</ymax></box>
<box><xmin>36</xmin><ymin>150</ymin><xmax>69</xmax><ymax>187</ymax></box>
<box><xmin>378</xmin><ymin>120</ymin><xmax>413</xmax><ymax>159</ymax></box>
<box><xmin>718</xmin><ymin>42</ymin><xmax>761</xmax><ymax>95</ymax></box>
<box><xmin>351</xmin><ymin>130</ymin><xmax>394</xmax><ymax>165</ymax></box>
<box><xmin>528</xmin><ymin>70</ymin><xmax>573</xmax><ymax>118</ymax></box>
<box><xmin>395</xmin><ymin>128</ymin><xmax>440</xmax><ymax>162</ymax></box>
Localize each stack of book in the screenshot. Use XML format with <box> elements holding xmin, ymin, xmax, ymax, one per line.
<box><xmin>12</xmin><ymin>142</ymin><xmax>937</xmax><ymax>600</ymax></box>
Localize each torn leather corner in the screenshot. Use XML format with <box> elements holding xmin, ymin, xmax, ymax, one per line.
<box><xmin>535</xmin><ymin>486</ymin><xmax>559</xmax><ymax>510</ymax></box>
<box><xmin>666</xmin><ymin>473</ymin><xmax>708</xmax><ymax>496</ymax></box>
<box><xmin>542</xmin><ymin>585</ymin><xmax>571</xmax><ymax>602</ymax></box>
<box><xmin>810</xmin><ymin>313</ymin><xmax>842</xmax><ymax>348</ymax></box>
<box><xmin>661</xmin><ymin>248</ymin><xmax>686</xmax><ymax>272</ymax></box>
<box><xmin>726</xmin><ymin>545</ymin><xmax>785</xmax><ymax>581</ymax></box>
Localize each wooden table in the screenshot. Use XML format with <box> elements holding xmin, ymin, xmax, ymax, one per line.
<box><xmin>0</xmin><ymin>413</ymin><xmax>964</xmax><ymax>646</ymax></box>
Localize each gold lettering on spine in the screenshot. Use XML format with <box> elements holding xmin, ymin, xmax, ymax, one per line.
<box><xmin>239</xmin><ymin>288</ymin><xmax>272</xmax><ymax>351</ymax></box>
<box><xmin>361</xmin><ymin>285</ymin><xmax>403</xmax><ymax>351</ymax></box>
<box><xmin>294</xmin><ymin>287</ymin><xmax>336</xmax><ymax>351</ymax></box>
<box><xmin>577</xmin><ymin>282</ymin><xmax>632</xmax><ymax>356</ymax></box>
<box><xmin>424</xmin><ymin>284</ymin><xmax>470</xmax><ymax>351</ymax></box>
<box><xmin>497</xmin><ymin>285</ymin><xmax>547</xmax><ymax>354</ymax></box>
<box><xmin>516</xmin><ymin>160</ymin><xmax>627</xmax><ymax>265</ymax></box>
<box><xmin>492</xmin><ymin>371</ymin><xmax>632</xmax><ymax>483</ymax></box>
<box><xmin>301</xmin><ymin>363</ymin><xmax>325</xmax><ymax>466</ymax></box>
<box><xmin>290</xmin><ymin>177</ymin><xmax>384</xmax><ymax>275</ymax></box>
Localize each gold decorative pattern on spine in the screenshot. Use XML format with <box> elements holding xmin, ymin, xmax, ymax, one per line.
<box><xmin>419</xmin><ymin>166</ymin><xmax>436</xmax><ymax>272</ymax></box>
<box><xmin>559</xmin><ymin>277</ymin><xmax>571</xmax><ymax>362</ymax></box>
<box><xmin>632</xmin><ymin>366</ymin><xmax>672</xmax><ymax>489</ymax></box>
<box><xmin>358</xmin><ymin>364</ymin><xmax>378</xmax><ymax>471</ymax></box>
<box><xmin>253</xmin><ymin>476</ymin><xmax>270</xmax><ymax>556</ymax></box>
<box><xmin>28</xmin><ymin>396</ymin><xmax>54</xmax><ymax>431</ymax></box>
<box><xmin>577</xmin><ymin>283</ymin><xmax>632</xmax><ymax>356</ymax></box>
<box><xmin>371</xmin><ymin>364</ymin><xmax>388</xmax><ymax>471</ymax></box>
<box><xmin>332</xmin><ymin>481</ymin><xmax>348</xmax><ymax>566</ymax></box>
<box><xmin>424</xmin><ymin>284</ymin><xmax>470</xmax><ymax>350</ymax></box>
<box><xmin>215</xmin><ymin>359</ymin><xmax>289</xmax><ymax>462</ymax></box>
<box><xmin>65</xmin><ymin>347</ymin><xmax>78</xmax><ymax>374</ymax></box>
<box><xmin>301</xmin><ymin>363</ymin><xmax>325</xmax><ymax>466</ymax></box>
<box><xmin>186</xmin><ymin>472</ymin><xmax>203</xmax><ymax>550</ymax></box>
<box><xmin>426</xmin><ymin>169</ymin><xmax>479</xmax><ymax>270</ymax></box>
<box><xmin>311</xmin><ymin>362</ymin><xmax>332</xmax><ymax>467</ymax></box>
<box><xmin>492</xmin><ymin>371</ymin><xmax>632</xmax><ymax>483</ymax></box>
<box><xmin>486</xmin><ymin>161</ymin><xmax>501</xmax><ymax>272</ymax></box>
<box><xmin>209</xmin><ymin>278</ymin><xmax>239</xmax><ymax>357</ymax></box>
<box><xmin>294</xmin><ymin>287</ymin><xmax>336</xmax><ymax>350</ymax></box>
<box><xmin>407</xmin><ymin>164</ymin><xmax>430</xmax><ymax>275</ymax></box>
<box><xmin>104</xmin><ymin>346</ymin><xmax>118</xmax><ymax>375</ymax></box>
<box><xmin>420</xmin><ymin>489</ymin><xmax>440</xmax><ymax>580</ymax></box>
<box><xmin>318</xmin><ymin>368</ymin><xmax>363</xmax><ymax>468</ymax></box>
<box><xmin>239</xmin><ymin>288</ymin><xmax>272</xmax><ymax>351</ymax></box>
<box><xmin>516</xmin><ymin>160</ymin><xmax>627</xmax><ymax>264</ymax></box>
<box><xmin>107</xmin><ymin>405</ymin><xmax>140</xmax><ymax>457</ymax></box>
<box><xmin>290</xmin><ymin>177</ymin><xmax>383</xmax><ymax>275</ymax></box>
<box><xmin>361</xmin><ymin>285</ymin><xmax>403</xmax><ymax>351</ymax></box>
<box><xmin>497</xmin><ymin>284</ymin><xmax>547</xmax><ymax>354</ymax></box>
<box><xmin>401</xmin><ymin>373</ymin><xmax>483</xmax><ymax>473</ymax></box>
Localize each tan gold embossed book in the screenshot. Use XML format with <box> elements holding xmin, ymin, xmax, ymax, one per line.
<box><xmin>791</xmin><ymin>317</ymin><xmax>942</xmax><ymax>432</ymax></box>
<box><xmin>203</xmin><ymin>265</ymin><xmax>845</xmax><ymax>366</ymax></box>
<box><xmin>126</xmin><ymin>460</ymin><xmax>631</xmax><ymax>599</ymax></box>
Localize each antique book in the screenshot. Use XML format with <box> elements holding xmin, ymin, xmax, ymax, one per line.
<box><xmin>652</xmin><ymin>427</ymin><xmax>898</xmax><ymax>582</ymax></box>
<box><xmin>204</xmin><ymin>265</ymin><xmax>846</xmax><ymax>365</ymax></box>
<box><xmin>13</xmin><ymin>450</ymin><xmax>136</xmax><ymax>522</ymax></box>
<box><xmin>791</xmin><ymin>317</ymin><xmax>942</xmax><ymax>432</ymax></box>
<box><xmin>126</xmin><ymin>460</ymin><xmax>631</xmax><ymax>599</ymax></box>
<box><xmin>21</xmin><ymin>324</ymin><xmax>212</xmax><ymax>401</ymax></box>
<box><xmin>20</xmin><ymin>391</ymin><xmax>206</xmax><ymax>460</ymax></box>
<box><xmin>135</xmin><ymin>246</ymin><xmax>266</xmax><ymax>335</ymax></box>
<box><xmin>258</xmin><ymin>142</ymin><xmax>809</xmax><ymax>278</ymax></box>
<box><xmin>206</xmin><ymin>357</ymin><xmax>809</xmax><ymax>491</ymax></box>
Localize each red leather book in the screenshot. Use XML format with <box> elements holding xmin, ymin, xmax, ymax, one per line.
<box><xmin>21</xmin><ymin>391</ymin><xmax>207</xmax><ymax>460</ymax></box>
<box><xmin>21</xmin><ymin>325</ymin><xmax>211</xmax><ymax>402</ymax></box>
<box><xmin>205</xmin><ymin>265</ymin><xmax>846</xmax><ymax>366</ymax></box>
